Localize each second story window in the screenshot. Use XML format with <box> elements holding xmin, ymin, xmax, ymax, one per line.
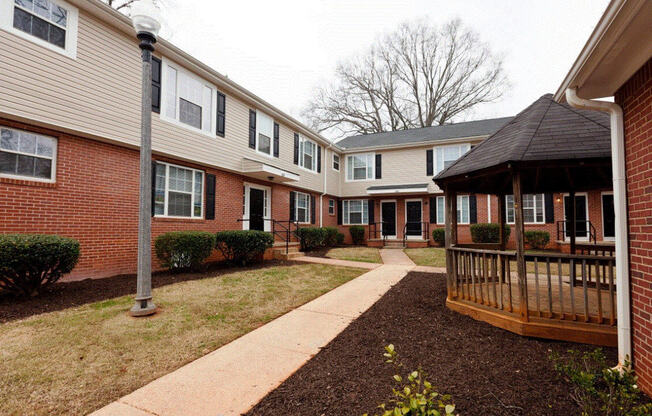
<box><xmin>346</xmin><ymin>153</ymin><xmax>374</xmax><ymax>181</ymax></box>
<box><xmin>256</xmin><ymin>112</ymin><xmax>274</xmax><ymax>155</ymax></box>
<box><xmin>0</xmin><ymin>126</ymin><xmax>56</xmax><ymax>182</ymax></box>
<box><xmin>299</xmin><ymin>136</ymin><xmax>317</xmax><ymax>171</ymax></box>
<box><xmin>332</xmin><ymin>154</ymin><xmax>340</xmax><ymax>171</ymax></box>
<box><xmin>162</xmin><ymin>60</ymin><xmax>215</xmax><ymax>135</ymax></box>
<box><xmin>435</xmin><ymin>144</ymin><xmax>471</xmax><ymax>174</ymax></box>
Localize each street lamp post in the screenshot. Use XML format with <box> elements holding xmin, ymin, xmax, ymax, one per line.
<box><xmin>130</xmin><ymin>0</ymin><xmax>161</xmax><ymax>317</ymax></box>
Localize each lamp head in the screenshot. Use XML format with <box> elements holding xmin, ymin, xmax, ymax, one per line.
<box><xmin>131</xmin><ymin>0</ymin><xmax>162</xmax><ymax>38</ymax></box>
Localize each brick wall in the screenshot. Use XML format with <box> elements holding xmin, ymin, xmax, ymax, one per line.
<box><xmin>616</xmin><ymin>58</ymin><xmax>652</xmax><ymax>395</ymax></box>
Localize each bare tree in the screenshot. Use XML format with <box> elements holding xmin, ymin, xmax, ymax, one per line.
<box><xmin>303</xmin><ymin>19</ymin><xmax>508</xmax><ymax>138</ymax></box>
<box><xmin>103</xmin><ymin>0</ymin><xmax>140</xmax><ymax>11</ymax></box>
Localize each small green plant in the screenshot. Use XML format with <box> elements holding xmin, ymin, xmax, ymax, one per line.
<box><xmin>350</xmin><ymin>225</ymin><xmax>365</xmax><ymax>245</ymax></box>
<box><xmin>155</xmin><ymin>231</ymin><xmax>215</xmax><ymax>272</ymax></box>
<box><xmin>550</xmin><ymin>348</ymin><xmax>652</xmax><ymax>416</ymax></box>
<box><xmin>335</xmin><ymin>231</ymin><xmax>345</xmax><ymax>246</ymax></box>
<box><xmin>323</xmin><ymin>227</ymin><xmax>341</xmax><ymax>247</ymax></box>
<box><xmin>297</xmin><ymin>227</ymin><xmax>327</xmax><ymax>251</ymax></box>
<box><xmin>525</xmin><ymin>230</ymin><xmax>550</xmax><ymax>250</ymax></box>
<box><xmin>470</xmin><ymin>223</ymin><xmax>511</xmax><ymax>244</ymax></box>
<box><xmin>364</xmin><ymin>344</ymin><xmax>456</xmax><ymax>416</ymax></box>
<box><xmin>215</xmin><ymin>230</ymin><xmax>273</xmax><ymax>266</ymax></box>
<box><xmin>0</xmin><ymin>234</ymin><xmax>80</xmax><ymax>297</ymax></box>
<box><xmin>432</xmin><ymin>228</ymin><xmax>445</xmax><ymax>246</ymax></box>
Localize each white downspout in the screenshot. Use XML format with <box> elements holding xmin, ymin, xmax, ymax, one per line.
<box><xmin>319</xmin><ymin>143</ymin><xmax>332</xmax><ymax>227</ymax></box>
<box><xmin>566</xmin><ymin>88</ymin><xmax>631</xmax><ymax>367</ymax></box>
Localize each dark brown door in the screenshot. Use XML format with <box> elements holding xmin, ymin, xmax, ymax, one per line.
<box><xmin>381</xmin><ymin>202</ymin><xmax>396</xmax><ymax>237</ymax></box>
<box><xmin>249</xmin><ymin>188</ymin><xmax>265</xmax><ymax>231</ymax></box>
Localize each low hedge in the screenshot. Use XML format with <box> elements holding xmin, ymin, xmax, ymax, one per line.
<box><xmin>215</xmin><ymin>230</ymin><xmax>273</xmax><ymax>266</ymax></box>
<box><xmin>349</xmin><ymin>225</ymin><xmax>365</xmax><ymax>245</ymax></box>
<box><xmin>155</xmin><ymin>231</ymin><xmax>215</xmax><ymax>272</ymax></box>
<box><xmin>470</xmin><ymin>223</ymin><xmax>511</xmax><ymax>244</ymax></box>
<box><xmin>0</xmin><ymin>234</ymin><xmax>80</xmax><ymax>297</ymax></box>
<box><xmin>297</xmin><ymin>227</ymin><xmax>326</xmax><ymax>251</ymax></box>
<box><xmin>432</xmin><ymin>228</ymin><xmax>445</xmax><ymax>246</ymax></box>
<box><xmin>525</xmin><ymin>230</ymin><xmax>550</xmax><ymax>250</ymax></box>
<box><xmin>323</xmin><ymin>227</ymin><xmax>343</xmax><ymax>247</ymax></box>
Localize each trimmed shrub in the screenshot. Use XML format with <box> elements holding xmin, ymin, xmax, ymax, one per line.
<box><xmin>350</xmin><ymin>225</ymin><xmax>365</xmax><ymax>245</ymax></box>
<box><xmin>470</xmin><ymin>223</ymin><xmax>511</xmax><ymax>244</ymax></box>
<box><xmin>432</xmin><ymin>228</ymin><xmax>445</xmax><ymax>246</ymax></box>
<box><xmin>335</xmin><ymin>231</ymin><xmax>345</xmax><ymax>246</ymax></box>
<box><xmin>297</xmin><ymin>227</ymin><xmax>327</xmax><ymax>252</ymax></box>
<box><xmin>215</xmin><ymin>230</ymin><xmax>273</xmax><ymax>266</ymax></box>
<box><xmin>323</xmin><ymin>227</ymin><xmax>340</xmax><ymax>247</ymax></box>
<box><xmin>0</xmin><ymin>234</ymin><xmax>80</xmax><ymax>297</ymax></box>
<box><xmin>525</xmin><ymin>230</ymin><xmax>550</xmax><ymax>250</ymax></box>
<box><xmin>155</xmin><ymin>231</ymin><xmax>215</xmax><ymax>272</ymax></box>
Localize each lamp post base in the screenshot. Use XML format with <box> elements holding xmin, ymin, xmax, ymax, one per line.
<box><xmin>129</xmin><ymin>299</ymin><xmax>157</xmax><ymax>317</ymax></box>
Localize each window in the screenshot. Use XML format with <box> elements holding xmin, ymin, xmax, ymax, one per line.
<box><xmin>434</xmin><ymin>195</ymin><xmax>469</xmax><ymax>224</ymax></box>
<box><xmin>161</xmin><ymin>60</ymin><xmax>215</xmax><ymax>134</ymax></box>
<box><xmin>0</xmin><ymin>127</ymin><xmax>56</xmax><ymax>181</ymax></box>
<box><xmin>256</xmin><ymin>111</ymin><xmax>274</xmax><ymax>155</ymax></box>
<box><xmin>346</xmin><ymin>153</ymin><xmax>374</xmax><ymax>181</ymax></box>
<box><xmin>436</xmin><ymin>196</ymin><xmax>445</xmax><ymax>224</ymax></box>
<box><xmin>299</xmin><ymin>136</ymin><xmax>317</xmax><ymax>171</ymax></box>
<box><xmin>295</xmin><ymin>191</ymin><xmax>310</xmax><ymax>223</ymax></box>
<box><xmin>342</xmin><ymin>200</ymin><xmax>368</xmax><ymax>225</ymax></box>
<box><xmin>506</xmin><ymin>194</ymin><xmax>544</xmax><ymax>224</ymax></box>
<box><xmin>328</xmin><ymin>199</ymin><xmax>335</xmax><ymax>215</ymax></box>
<box><xmin>435</xmin><ymin>144</ymin><xmax>471</xmax><ymax>174</ymax></box>
<box><xmin>154</xmin><ymin>162</ymin><xmax>204</xmax><ymax>218</ymax></box>
<box><xmin>1</xmin><ymin>0</ymin><xmax>78</xmax><ymax>57</ymax></box>
<box><xmin>332</xmin><ymin>154</ymin><xmax>340</xmax><ymax>171</ymax></box>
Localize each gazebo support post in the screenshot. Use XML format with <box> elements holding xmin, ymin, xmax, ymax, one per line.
<box><xmin>444</xmin><ymin>188</ymin><xmax>458</xmax><ymax>299</ymax></box>
<box><xmin>512</xmin><ymin>171</ymin><xmax>529</xmax><ymax>321</ymax></box>
<box><xmin>497</xmin><ymin>194</ymin><xmax>506</xmax><ymax>285</ymax></box>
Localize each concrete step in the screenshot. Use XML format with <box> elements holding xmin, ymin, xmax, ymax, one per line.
<box><xmin>273</xmin><ymin>250</ymin><xmax>305</xmax><ymax>260</ymax></box>
<box><xmin>384</xmin><ymin>242</ymin><xmax>406</xmax><ymax>249</ymax></box>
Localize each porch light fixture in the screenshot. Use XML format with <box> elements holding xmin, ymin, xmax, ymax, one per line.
<box><xmin>130</xmin><ymin>0</ymin><xmax>161</xmax><ymax>317</ymax></box>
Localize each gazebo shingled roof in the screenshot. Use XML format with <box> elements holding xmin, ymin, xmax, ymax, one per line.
<box><xmin>433</xmin><ymin>94</ymin><xmax>612</xmax><ymax>194</ymax></box>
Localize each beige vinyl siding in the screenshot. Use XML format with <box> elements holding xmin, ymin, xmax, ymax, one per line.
<box><xmin>325</xmin><ymin>148</ymin><xmax>341</xmax><ymax>196</ymax></box>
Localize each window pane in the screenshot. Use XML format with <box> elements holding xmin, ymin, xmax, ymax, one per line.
<box><xmin>34</xmin><ymin>0</ymin><xmax>49</xmax><ymax>19</ymax></box>
<box><xmin>346</xmin><ymin>156</ymin><xmax>353</xmax><ymax>180</ymax></box>
<box><xmin>258</xmin><ymin>133</ymin><xmax>271</xmax><ymax>154</ymax></box>
<box><xmin>13</xmin><ymin>7</ymin><xmax>32</xmax><ymax>33</ymax></box>
<box><xmin>15</xmin><ymin>0</ymin><xmax>34</xmax><ymax>10</ymax></box>
<box><xmin>19</xmin><ymin>132</ymin><xmax>36</xmax><ymax>153</ymax></box>
<box><xmin>36</xmin><ymin>136</ymin><xmax>54</xmax><ymax>157</ymax></box>
<box><xmin>193</xmin><ymin>171</ymin><xmax>202</xmax><ymax>217</ymax></box>
<box><xmin>179</xmin><ymin>98</ymin><xmax>202</xmax><ymax>129</ymax></box>
<box><xmin>353</xmin><ymin>167</ymin><xmax>366</xmax><ymax>180</ymax></box>
<box><xmin>343</xmin><ymin>201</ymin><xmax>349</xmax><ymax>222</ymax></box>
<box><xmin>17</xmin><ymin>154</ymin><xmax>35</xmax><ymax>176</ymax></box>
<box><xmin>49</xmin><ymin>23</ymin><xmax>65</xmax><ymax>48</ymax></box>
<box><xmin>349</xmin><ymin>212</ymin><xmax>362</xmax><ymax>224</ymax></box>
<box><xmin>202</xmin><ymin>86</ymin><xmax>212</xmax><ymax>132</ymax></box>
<box><xmin>1</xmin><ymin>129</ymin><xmax>18</xmax><ymax>151</ymax></box>
<box><xmin>168</xmin><ymin>192</ymin><xmax>191</xmax><ymax>217</ymax></box>
<box><xmin>154</xmin><ymin>164</ymin><xmax>165</xmax><ymax>215</ymax></box>
<box><xmin>31</xmin><ymin>14</ymin><xmax>49</xmax><ymax>41</ymax></box>
<box><xmin>164</xmin><ymin>67</ymin><xmax>177</xmax><ymax>119</ymax></box>
<box><xmin>0</xmin><ymin>151</ymin><xmax>17</xmax><ymax>174</ymax></box>
<box><xmin>33</xmin><ymin>157</ymin><xmax>51</xmax><ymax>178</ymax></box>
<box><xmin>437</xmin><ymin>197</ymin><xmax>445</xmax><ymax>223</ymax></box>
<box><xmin>50</xmin><ymin>3</ymin><xmax>66</xmax><ymax>26</ymax></box>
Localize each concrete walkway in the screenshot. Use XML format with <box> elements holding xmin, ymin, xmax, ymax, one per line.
<box><xmin>91</xmin><ymin>249</ymin><xmax>416</xmax><ymax>416</ymax></box>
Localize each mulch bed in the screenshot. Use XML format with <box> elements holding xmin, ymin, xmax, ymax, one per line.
<box><xmin>0</xmin><ymin>260</ymin><xmax>297</xmax><ymax>323</ymax></box>
<box><xmin>247</xmin><ymin>271</ymin><xmax>617</xmax><ymax>416</ymax></box>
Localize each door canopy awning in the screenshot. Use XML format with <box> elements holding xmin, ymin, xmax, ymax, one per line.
<box><xmin>367</xmin><ymin>183</ymin><xmax>429</xmax><ymax>195</ymax></box>
<box><xmin>241</xmin><ymin>158</ymin><xmax>299</xmax><ymax>183</ymax></box>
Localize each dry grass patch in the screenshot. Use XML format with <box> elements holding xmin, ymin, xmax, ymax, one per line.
<box><xmin>317</xmin><ymin>247</ymin><xmax>382</xmax><ymax>263</ymax></box>
<box><xmin>0</xmin><ymin>263</ymin><xmax>365</xmax><ymax>416</ymax></box>
<box><xmin>404</xmin><ymin>247</ymin><xmax>446</xmax><ymax>267</ymax></box>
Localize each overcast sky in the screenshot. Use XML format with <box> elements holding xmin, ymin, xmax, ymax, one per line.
<box><xmin>156</xmin><ymin>0</ymin><xmax>609</xmax><ymax>140</ymax></box>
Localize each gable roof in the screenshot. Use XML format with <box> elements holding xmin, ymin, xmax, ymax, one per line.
<box><xmin>435</xmin><ymin>94</ymin><xmax>611</xmax><ymax>181</ymax></box>
<box><xmin>336</xmin><ymin>117</ymin><xmax>513</xmax><ymax>150</ymax></box>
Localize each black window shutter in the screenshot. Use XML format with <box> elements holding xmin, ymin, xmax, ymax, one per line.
<box><xmin>151</xmin><ymin>161</ymin><xmax>157</xmax><ymax>217</ymax></box>
<box><xmin>368</xmin><ymin>199</ymin><xmax>375</xmax><ymax>224</ymax></box>
<box><xmin>310</xmin><ymin>195</ymin><xmax>316</xmax><ymax>224</ymax></box>
<box><xmin>545</xmin><ymin>193</ymin><xmax>554</xmax><ymax>224</ymax></box>
<box><xmin>375</xmin><ymin>154</ymin><xmax>382</xmax><ymax>179</ymax></box>
<box><xmin>293</xmin><ymin>133</ymin><xmax>299</xmax><ymax>165</ymax></box>
<box><xmin>470</xmin><ymin>195</ymin><xmax>477</xmax><ymax>224</ymax></box>
<box><xmin>426</xmin><ymin>149</ymin><xmax>433</xmax><ymax>176</ymax></box>
<box><xmin>248</xmin><ymin>110</ymin><xmax>256</xmax><ymax>149</ymax></box>
<box><xmin>337</xmin><ymin>200</ymin><xmax>343</xmax><ymax>225</ymax></box>
<box><xmin>205</xmin><ymin>174</ymin><xmax>216</xmax><ymax>220</ymax></box>
<box><xmin>429</xmin><ymin>196</ymin><xmax>436</xmax><ymax>224</ymax></box>
<box><xmin>216</xmin><ymin>92</ymin><xmax>226</xmax><ymax>137</ymax></box>
<box><xmin>289</xmin><ymin>191</ymin><xmax>296</xmax><ymax>221</ymax></box>
<box><xmin>317</xmin><ymin>146</ymin><xmax>321</xmax><ymax>173</ymax></box>
<box><xmin>151</xmin><ymin>57</ymin><xmax>161</xmax><ymax>113</ymax></box>
<box><xmin>273</xmin><ymin>123</ymin><xmax>280</xmax><ymax>157</ymax></box>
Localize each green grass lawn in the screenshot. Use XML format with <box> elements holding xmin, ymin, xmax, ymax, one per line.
<box><xmin>0</xmin><ymin>263</ymin><xmax>365</xmax><ymax>416</ymax></box>
<box><xmin>404</xmin><ymin>247</ymin><xmax>447</xmax><ymax>267</ymax></box>
<box><xmin>315</xmin><ymin>246</ymin><xmax>383</xmax><ymax>263</ymax></box>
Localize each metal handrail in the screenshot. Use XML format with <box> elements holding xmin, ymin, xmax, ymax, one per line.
<box><xmin>402</xmin><ymin>221</ymin><xmax>430</xmax><ymax>247</ymax></box>
<box><xmin>368</xmin><ymin>221</ymin><xmax>389</xmax><ymax>244</ymax></box>
<box><xmin>237</xmin><ymin>218</ymin><xmax>300</xmax><ymax>254</ymax></box>
<box><xmin>556</xmin><ymin>220</ymin><xmax>597</xmax><ymax>244</ymax></box>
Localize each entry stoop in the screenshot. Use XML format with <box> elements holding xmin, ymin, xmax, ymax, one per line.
<box><xmin>272</xmin><ymin>242</ymin><xmax>304</xmax><ymax>260</ymax></box>
<box><xmin>383</xmin><ymin>240</ymin><xmax>406</xmax><ymax>249</ymax></box>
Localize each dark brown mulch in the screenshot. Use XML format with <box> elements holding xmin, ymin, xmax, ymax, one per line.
<box><xmin>0</xmin><ymin>260</ymin><xmax>296</xmax><ymax>323</ymax></box>
<box><xmin>247</xmin><ymin>271</ymin><xmax>617</xmax><ymax>416</ymax></box>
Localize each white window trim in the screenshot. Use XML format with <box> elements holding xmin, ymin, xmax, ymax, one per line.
<box><xmin>380</xmin><ymin>199</ymin><xmax>397</xmax><ymax>238</ymax></box>
<box><xmin>332</xmin><ymin>153</ymin><xmax>340</xmax><ymax>171</ymax></box>
<box><xmin>159</xmin><ymin>58</ymin><xmax>218</xmax><ymax>138</ymax></box>
<box><xmin>242</xmin><ymin>182</ymin><xmax>272</xmax><ymax>231</ymax></box>
<box><xmin>563</xmin><ymin>192</ymin><xmax>590</xmax><ymax>242</ymax></box>
<box><xmin>154</xmin><ymin>161</ymin><xmax>204</xmax><ymax>219</ymax></box>
<box><xmin>435</xmin><ymin>195</ymin><xmax>470</xmax><ymax>225</ymax></box>
<box><xmin>0</xmin><ymin>126</ymin><xmax>58</xmax><ymax>183</ymax></box>
<box><xmin>345</xmin><ymin>153</ymin><xmax>375</xmax><ymax>182</ymax></box>
<box><xmin>328</xmin><ymin>199</ymin><xmax>335</xmax><ymax>215</ymax></box>
<box><xmin>294</xmin><ymin>190</ymin><xmax>311</xmax><ymax>224</ymax></box>
<box><xmin>404</xmin><ymin>199</ymin><xmax>423</xmax><ymax>239</ymax></box>
<box><xmin>457</xmin><ymin>195</ymin><xmax>470</xmax><ymax>225</ymax></box>
<box><xmin>434</xmin><ymin>143</ymin><xmax>471</xmax><ymax>175</ymax></box>
<box><xmin>0</xmin><ymin>0</ymin><xmax>78</xmax><ymax>59</ymax></box>
<box><xmin>505</xmin><ymin>194</ymin><xmax>546</xmax><ymax>225</ymax></box>
<box><xmin>297</xmin><ymin>136</ymin><xmax>318</xmax><ymax>173</ymax></box>
<box><xmin>342</xmin><ymin>199</ymin><xmax>368</xmax><ymax>225</ymax></box>
<box><xmin>253</xmin><ymin>111</ymin><xmax>276</xmax><ymax>159</ymax></box>
<box><xmin>601</xmin><ymin>191</ymin><xmax>615</xmax><ymax>241</ymax></box>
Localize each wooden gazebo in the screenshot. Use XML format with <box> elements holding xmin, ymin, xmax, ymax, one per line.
<box><xmin>434</xmin><ymin>94</ymin><xmax>616</xmax><ymax>346</ymax></box>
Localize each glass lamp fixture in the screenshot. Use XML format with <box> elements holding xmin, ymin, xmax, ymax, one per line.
<box><xmin>131</xmin><ymin>0</ymin><xmax>162</xmax><ymax>37</ymax></box>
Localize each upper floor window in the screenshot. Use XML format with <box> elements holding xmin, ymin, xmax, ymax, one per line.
<box><xmin>332</xmin><ymin>154</ymin><xmax>340</xmax><ymax>171</ymax></box>
<box><xmin>161</xmin><ymin>60</ymin><xmax>215</xmax><ymax>135</ymax></box>
<box><xmin>299</xmin><ymin>136</ymin><xmax>317</xmax><ymax>171</ymax></box>
<box><xmin>0</xmin><ymin>126</ymin><xmax>56</xmax><ymax>182</ymax></box>
<box><xmin>342</xmin><ymin>199</ymin><xmax>368</xmax><ymax>225</ymax></box>
<box><xmin>256</xmin><ymin>111</ymin><xmax>274</xmax><ymax>155</ymax></box>
<box><xmin>1</xmin><ymin>0</ymin><xmax>78</xmax><ymax>58</ymax></box>
<box><xmin>346</xmin><ymin>153</ymin><xmax>374</xmax><ymax>181</ymax></box>
<box><xmin>154</xmin><ymin>161</ymin><xmax>204</xmax><ymax>218</ymax></box>
<box><xmin>435</xmin><ymin>144</ymin><xmax>470</xmax><ymax>174</ymax></box>
<box><xmin>506</xmin><ymin>194</ymin><xmax>544</xmax><ymax>224</ymax></box>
